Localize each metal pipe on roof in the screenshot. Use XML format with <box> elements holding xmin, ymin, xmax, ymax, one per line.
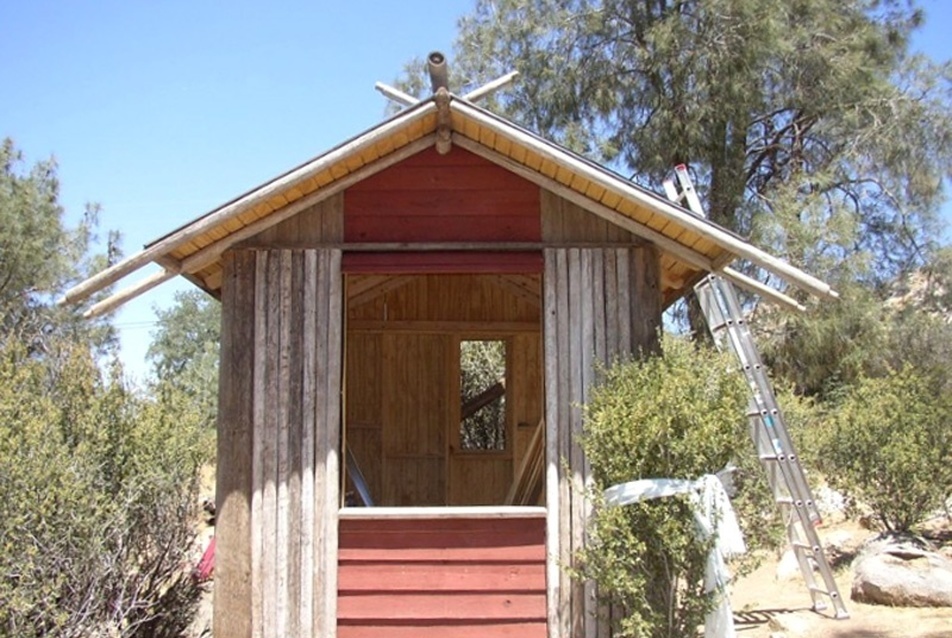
<box><xmin>427</xmin><ymin>51</ymin><xmax>449</xmax><ymax>93</ymax></box>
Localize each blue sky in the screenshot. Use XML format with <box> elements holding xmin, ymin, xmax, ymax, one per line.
<box><xmin>2</xmin><ymin>0</ymin><xmax>950</xmax><ymax>382</ymax></box>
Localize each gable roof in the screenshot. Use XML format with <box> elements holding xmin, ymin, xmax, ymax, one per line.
<box><xmin>63</xmin><ymin>92</ymin><xmax>836</xmax><ymax>316</ymax></box>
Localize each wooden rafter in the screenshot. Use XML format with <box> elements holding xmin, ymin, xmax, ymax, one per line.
<box><xmin>489</xmin><ymin>274</ymin><xmax>542</xmax><ymax>307</ymax></box>
<box><xmin>346</xmin><ymin>275</ymin><xmax>415</xmax><ymax>307</ymax></box>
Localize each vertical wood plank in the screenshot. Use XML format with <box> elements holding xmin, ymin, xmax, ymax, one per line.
<box><xmin>592</xmin><ymin>249</ymin><xmax>606</xmax><ymax>370</ymax></box>
<box><xmin>322</xmin><ymin>192</ymin><xmax>345</xmax><ymax>243</ymax></box>
<box><xmin>324</xmin><ymin>248</ymin><xmax>343</xmax><ymax>638</ymax></box>
<box><xmin>579</xmin><ymin>250</ymin><xmax>598</xmax><ymax>638</ymax></box>
<box><xmin>554</xmin><ymin>249</ymin><xmax>572</xmax><ymax>638</ymax></box>
<box><xmin>634</xmin><ymin>245</ymin><xmax>662</xmax><ymax>356</ymax></box>
<box><xmin>313</xmin><ymin>249</ymin><xmax>331</xmax><ymax>637</ymax></box>
<box><xmin>251</xmin><ymin>251</ymin><xmax>268</xmax><ymax>638</ymax></box>
<box><xmin>566</xmin><ymin>249</ymin><xmax>585</xmax><ymax>637</ymax></box>
<box><xmin>288</xmin><ymin>252</ymin><xmax>305</xmax><ymax>638</ymax></box>
<box><xmin>276</xmin><ymin>252</ymin><xmax>292</xmax><ymax>638</ymax></box>
<box><xmin>615</xmin><ymin>249</ymin><xmax>631</xmax><ymax>357</ymax></box>
<box><xmin>543</xmin><ymin>249</ymin><xmax>562</xmax><ymax>638</ymax></box>
<box><xmin>603</xmin><ymin>250</ymin><xmax>619</xmax><ymax>360</ymax></box>
<box><xmin>596</xmin><ymin>255</ymin><xmax>612</xmax><ymax>638</ymax></box>
<box><xmin>214</xmin><ymin>250</ymin><xmax>254</xmax><ymax>638</ymax></box>
<box><xmin>300</xmin><ymin>251</ymin><xmax>318</xmax><ymax>638</ymax></box>
<box><xmin>261</xmin><ymin>253</ymin><xmax>282</xmax><ymax>638</ymax></box>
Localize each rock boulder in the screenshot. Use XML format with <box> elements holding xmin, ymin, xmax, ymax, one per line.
<box><xmin>852</xmin><ymin>535</ymin><xmax>952</xmax><ymax>607</ymax></box>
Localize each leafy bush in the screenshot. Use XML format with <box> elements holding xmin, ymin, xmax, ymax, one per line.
<box><xmin>579</xmin><ymin>336</ymin><xmax>773</xmax><ymax>638</ymax></box>
<box><xmin>814</xmin><ymin>368</ymin><xmax>952</xmax><ymax>532</ymax></box>
<box><xmin>0</xmin><ymin>338</ymin><xmax>214</xmax><ymax>637</ymax></box>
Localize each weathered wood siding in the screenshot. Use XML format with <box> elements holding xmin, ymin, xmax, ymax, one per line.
<box><xmin>540</xmin><ymin>189</ymin><xmax>642</xmax><ymax>245</ymax></box>
<box><xmin>337</xmin><ymin>513</ymin><xmax>547</xmax><ymax>638</ymax></box>
<box><xmin>543</xmin><ymin>247</ymin><xmax>660</xmax><ymax>638</ymax></box>
<box><xmin>215</xmin><ymin>248</ymin><xmax>343</xmax><ymax>638</ymax></box>
<box><xmin>238</xmin><ymin>192</ymin><xmax>344</xmax><ymax>248</ymax></box>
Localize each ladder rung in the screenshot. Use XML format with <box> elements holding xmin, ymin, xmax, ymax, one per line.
<box><xmin>671</xmin><ymin>164</ymin><xmax>848</xmax><ymax>617</ymax></box>
<box><xmin>791</xmin><ymin>541</ymin><xmax>821</xmax><ymax>553</ymax></box>
<box><xmin>808</xmin><ymin>585</ymin><xmax>839</xmax><ymax>598</ymax></box>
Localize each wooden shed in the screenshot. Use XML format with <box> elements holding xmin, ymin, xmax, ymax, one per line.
<box><xmin>65</xmin><ymin>86</ymin><xmax>835</xmax><ymax>638</ymax></box>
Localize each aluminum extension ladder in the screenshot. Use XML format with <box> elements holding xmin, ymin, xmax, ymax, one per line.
<box><xmin>664</xmin><ymin>165</ymin><xmax>850</xmax><ymax>619</ymax></box>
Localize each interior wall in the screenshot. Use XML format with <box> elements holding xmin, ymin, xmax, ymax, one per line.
<box><xmin>344</xmin><ymin>274</ymin><xmax>543</xmax><ymax>507</ymax></box>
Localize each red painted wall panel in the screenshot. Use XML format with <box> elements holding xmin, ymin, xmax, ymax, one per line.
<box><xmin>338</xmin><ymin>515</ymin><xmax>547</xmax><ymax>638</ymax></box>
<box><xmin>344</xmin><ymin>147</ymin><xmax>541</xmax><ymax>245</ymax></box>
<box><xmin>341</xmin><ymin>251</ymin><xmax>543</xmax><ymax>274</ymax></box>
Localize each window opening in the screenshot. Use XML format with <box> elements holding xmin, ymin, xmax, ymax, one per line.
<box><xmin>459</xmin><ymin>339</ymin><xmax>507</xmax><ymax>451</ymax></box>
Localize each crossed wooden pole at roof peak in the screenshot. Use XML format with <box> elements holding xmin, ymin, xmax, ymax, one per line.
<box><xmin>375</xmin><ymin>50</ymin><xmax>520</xmax><ymax>109</ymax></box>
<box><xmin>59</xmin><ymin>57</ymin><xmax>838</xmax><ymax>319</ymax></box>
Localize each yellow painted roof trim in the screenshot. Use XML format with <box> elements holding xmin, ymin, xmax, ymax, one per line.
<box><xmin>62</xmin><ymin>93</ymin><xmax>834</xmax><ymax>318</ymax></box>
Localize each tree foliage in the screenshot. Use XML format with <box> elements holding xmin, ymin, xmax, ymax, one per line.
<box><xmin>415</xmin><ymin>0</ymin><xmax>951</xmax><ymax>284</ymax></box>
<box><xmin>761</xmin><ymin>247</ymin><xmax>952</xmax><ymax>399</ymax></box>
<box><xmin>0</xmin><ymin>140</ymin><xmax>213</xmax><ymax>636</ymax></box>
<box><xmin>764</xmin><ymin>250</ymin><xmax>952</xmax><ymax>532</ymax></box>
<box><xmin>812</xmin><ymin>368</ymin><xmax>952</xmax><ymax>532</ymax></box>
<box><xmin>0</xmin><ymin>139</ymin><xmax>117</xmax><ymax>355</ymax></box>
<box><xmin>579</xmin><ymin>337</ymin><xmax>773</xmax><ymax>637</ymax></box>
<box><xmin>147</xmin><ymin>289</ymin><xmax>221</xmax><ymax>429</ymax></box>
<box><xmin>0</xmin><ymin>338</ymin><xmax>214</xmax><ymax>637</ymax></box>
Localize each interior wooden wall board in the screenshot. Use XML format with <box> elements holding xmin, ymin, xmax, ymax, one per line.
<box><xmin>379</xmin><ymin>333</ymin><xmax>449</xmax><ymax>506</ymax></box>
<box><xmin>511</xmin><ymin>333</ymin><xmax>543</xmax><ymax>466</ymax></box>
<box><xmin>448</xmin><ymin>457</ymin><xmax>513</xmax><ymax>505</ymax></box>
<box><xmin>344</xmin><ymin>274</ymin><xmax>543</xmax><ymax>507</ymax></box>
<box><xmin>343</xmin><ymin>332</ymin><xmax>383</xmax><ymax>504</ymax></box>
<box><xmin>348</xmin><ymin>274</ymin><xmax>542</xmax><ymax>324</ymax></box>
<box><xmin>346</xmin><ymin>275</ymin><xmax>414</xmax><ymax>307</ymax></box>
<box><xmin>447</xmin><ymin>333</ymin><xmax>461</xmax><ymax>503</ymax></box>
<box><xmin>382</xmin><ymin>333</ymin><xmax>447</xmax><ymax>457</ymax></box>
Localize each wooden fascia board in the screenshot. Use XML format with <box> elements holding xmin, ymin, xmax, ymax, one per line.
<box><xmin>82</xmin><ymin>133</ymin><xmax>438</xmax><ymax>318</ymax></box>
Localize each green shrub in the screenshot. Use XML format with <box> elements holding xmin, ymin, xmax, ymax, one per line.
<box><xmin>579</xmin><ymin>336</ymin><xmax>773</xmax><ymax>638</ymax></box>
<box><xmin>0</xmin><ymin>338</ymin><xmax>214</xmax><ymax>637</ymax></box>
<box><xmin>815</xmin><ymin>368</ymin><xmax>952</xmax><ymax>532</ymax></box>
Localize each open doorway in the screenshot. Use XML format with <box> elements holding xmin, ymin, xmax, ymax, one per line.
<box><xmin>341</xmin><ymin>272</ymin><xmax>544</xmax><ymax>507</ymax></box>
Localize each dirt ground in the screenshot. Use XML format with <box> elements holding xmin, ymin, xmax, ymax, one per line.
<box><xmin>730</xmin><ymin>516</ymin><xmax>952</xmax><ymax>638</ymax></box>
